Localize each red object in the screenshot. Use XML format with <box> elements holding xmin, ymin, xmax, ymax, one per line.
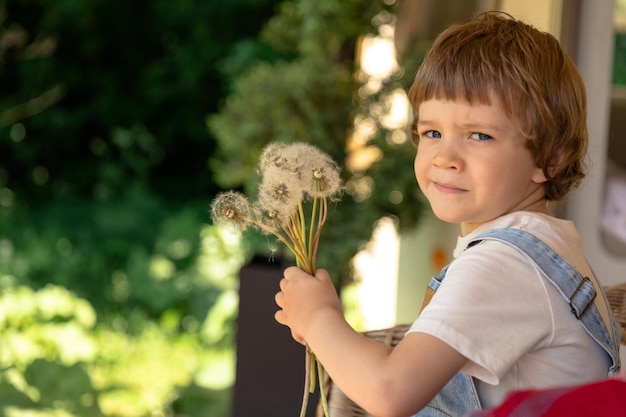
<box><xmin>469</xmin><ymin>378</ymin><xmax>626</xmax><ymax>417</ymax></box>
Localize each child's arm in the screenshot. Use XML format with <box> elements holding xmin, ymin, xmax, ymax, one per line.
<box><xmin>275</xmin><ymin>266</ymin><xmax>468</xmax><ymax>417</ymax></box>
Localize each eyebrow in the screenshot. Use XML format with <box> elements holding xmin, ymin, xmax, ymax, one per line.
<box><xmin>417</xmin><ymin>119</ymin><xmax>504</xmax><ymax>133</ymax></box>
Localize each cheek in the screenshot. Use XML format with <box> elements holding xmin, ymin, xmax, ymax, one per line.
<box><xmin>413</xmin><ymin>151</ymin><xmax>427</xmax><ymax>185</ymax></box>
<box><xmin>413</xmin><ymin>152</ymin><xmax>420</xmax><ymax>177</ymax></box>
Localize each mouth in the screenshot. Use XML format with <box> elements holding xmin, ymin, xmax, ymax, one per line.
<box><xmin>433</xmin><ymin>181</ymin><xmax>466</xmax><ymax>193</ymax></box>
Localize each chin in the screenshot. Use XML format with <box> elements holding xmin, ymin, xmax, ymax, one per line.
<box><xmin>430</xmin><ymin>210</ymin><xmax>463</xmax><ymax>224</ymax></box>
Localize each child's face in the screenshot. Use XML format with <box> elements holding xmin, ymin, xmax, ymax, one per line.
<box><xmin>413</xmin><ymin>98</ymin><xmax>548</xmax><ymax>235</ymax></box>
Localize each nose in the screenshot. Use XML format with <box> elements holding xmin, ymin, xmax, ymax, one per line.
<box><xmin>432</xmin><ymin>137</ymin><xmax>463</xmax><ymax>170</ymax></box>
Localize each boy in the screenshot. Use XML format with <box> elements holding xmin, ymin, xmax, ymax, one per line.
<box><xmin>274</xmin><ymin>12</ymin><xmax>621</xmax><ymax>417</ymax></box>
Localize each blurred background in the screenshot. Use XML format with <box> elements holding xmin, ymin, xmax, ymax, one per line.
<box><xmin>1</xmin><ymin>0</ymin><xmax>625</xmax><ymax>416</ymax></box>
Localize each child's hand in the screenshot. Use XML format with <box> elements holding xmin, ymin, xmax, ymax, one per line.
<box><xmin>274</xmin><ymin>266</ymin><xmax>342</xmax><ymax>345</ymax></box>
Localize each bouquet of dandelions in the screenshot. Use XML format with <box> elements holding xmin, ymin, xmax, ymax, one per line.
<box><xmin>210</xmin><ymin>142</ymin><xmax>343</xmax><ymax>417</ymax></box>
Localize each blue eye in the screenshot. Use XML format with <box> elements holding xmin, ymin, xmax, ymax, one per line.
<box><xmin>423</xmin><ymin>130</ymin><xmax>442</xmax><ymax>139</ymax></box>
<box><xmin>470</xmin><ymin>132</ymin><xmax>492</xmax><ymax>141</ymax></box>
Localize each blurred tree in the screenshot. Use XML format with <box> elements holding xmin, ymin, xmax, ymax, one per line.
<box><xmin>0</xmin><ymin>0</ymin><xmax>282</xmax><ymax>314</ymax></box>
<box><xmin>1</xmin><ymin>2</ymin><xmax>285</xmax><ymax>415</ymax></box>
<box><xmin>209</xmin><ymin>0</ymin><xmax>428</xmax><ymax>285</ymax></box>
<box><xmin>0</xmin><ymin>0</ymin><xmax>282</xmax><ymax>203</ymax></box>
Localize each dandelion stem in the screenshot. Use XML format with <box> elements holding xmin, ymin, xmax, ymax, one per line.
<box><xmin>297</xmin><ymin>202</ymin><xmax>309</xmax><ymax>270</ymax></box>
<box><xmin>284</xmin><ymin>215</ymin><xmax>310</xmax><ymax>271</ymax></box>
<box><xmin>317</xmin><ymin>357</ymin><xmax>331</xmax><ymax>417</ymax></box>
<box><xmin>246</xmin><ymin>217</ymin><xmax>304</xmax><ymax>264</ymax></box>
<box><xmin>308</xmin><ymin>196</ymin><xmax>319</xmax><ymax>270</ymax></box>
<box><xmin>311</xmin><ymin>197</ymin><xmax>328</xmax><ymax>269</ymax></box>
<box><xmin>299</xmin><ymin>348</ymin><xmax>311</xmax><ymax>417</ymax></box>
<box><xmin>309</xmin><ymin>349</ymin><xmax>317</xmax><ymax>393</ymax></box>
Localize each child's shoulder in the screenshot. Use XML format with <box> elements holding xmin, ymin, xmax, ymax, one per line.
<box><xmin>454</xmin><ymin>211</ymin><xmax>590</xmax><ymax>278</ymax></box>
<box><xmin>454</xmin><ymin>212</ymin><xmax>580</xmax><ymax>259</ymax></box>
<box><xmin>468</xmin><ymin>212</ymin><xmax>578</xmax><ymax>247</ymax></box>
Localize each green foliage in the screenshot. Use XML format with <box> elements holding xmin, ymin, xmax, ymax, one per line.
<box><xmin>209</xmin><ymin>0</ymin><xmax>427</xmax><ymax>284</ymax></box>
<box><xmin>614</xmin><ymin>32</ymin><xmax>626</xmax><ymax>85</ymax></box>
<box><xmin>0</xmin><ymin>223</ymin><xmax>244</xmax><ymax>417</ymax></box>
<box><xmin>92</xmin><ymin>324</ymin><xmax>225</xmax><ymax>417</ymax></box>
<box><xmin>1</xmin><ymin>0</ymin><xmax>285</xmax><ymax>415</ymax></box>
<box><xmin>209</xmin><ymin>59</ymin><xmax>353</xmax><ymax>192</ymax></box>
<box><xmin>0</xmin><ymin>186</ymin><xmax>212</xmax><ymax>318</ymax></box>
<box><xmin>210</xmin><ymin>0</ymin><xmax>388</xmax><ymax>193</ymax></box>
<box><xmin>0</xmin><ymin>0</ymin><xmax>281</xmax><ymax>203</ymax></box>
<box><xmin>0</xmin><ymin>284</ymin><xmax>101</xmax><ymax>416</ymax></box>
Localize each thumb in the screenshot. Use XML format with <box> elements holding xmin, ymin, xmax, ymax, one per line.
<box><xmin>314</xmin><ymin>269</ymin><xmax>332</xmax><ymax>283</ymax></box>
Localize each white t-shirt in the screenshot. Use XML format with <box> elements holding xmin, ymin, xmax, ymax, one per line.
<box><xmin>408</xmin><ymin>211</ymin><xmax>612</xmax><ymax>409</ymax></box>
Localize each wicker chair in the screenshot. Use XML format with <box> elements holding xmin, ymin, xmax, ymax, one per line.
<box><xmin>317</xmin><ymin>283</ymin><xmax>626</xmax><ymax>417</ymax></box>
<box><xmin>605</xmin><ymin>282</ymin><xmax>626</xmax><ymax>345</ymax></box>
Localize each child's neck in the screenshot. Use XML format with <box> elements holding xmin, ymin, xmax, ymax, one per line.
<box><xmin>460</xmin><ymin>201</ymin><xmax>550</xmax><ymax>236</ymax></box>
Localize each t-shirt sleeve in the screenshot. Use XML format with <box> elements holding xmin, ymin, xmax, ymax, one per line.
<box><xmin>408</xmin><ymin>240</ymin><xmax>554</xmax><ymax>384</ymax></box>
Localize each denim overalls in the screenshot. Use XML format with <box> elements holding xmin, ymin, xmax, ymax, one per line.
<box><xmin>413</xmin><ymin>228</ymin><xmax>623</xmax><ymax>417</ymax></box>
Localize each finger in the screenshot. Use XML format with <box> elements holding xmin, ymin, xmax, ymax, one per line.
<box><xmin>274</xmin><ymin>310</ymin><xmax>304</xmax><ymax>345</ymax></box>
<box><xmin>274</xmin><ymin>309</ymin><xmax>286</xmax><ymax>325</ymax></box>
<box><xmin>283</xmin><ymin>265</ymin><xmax>301</xmax><ymax>279</ymax></box>
<box><xmin>315</xmin><ymin>268</ymin><xmax>331</xmax><ymax>282</ymax></box>
<box><xmin>279</xmin><ymin>277</ymin><xmax>288</xmax><ymax>290</ymax></box>
<box><xmin>274</xmin><ymin>291</ymin><xmax>283</xmax><ymax>307</ymax></box>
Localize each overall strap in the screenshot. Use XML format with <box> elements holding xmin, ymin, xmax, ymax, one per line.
<box><xmin>419</xmin><ymin>264</ymin><xmax>448</xmax><ymax>313</ymax></box>
<box><xmin>467</xmin><ymin>228</ymin><xmax>621</xmax><ymax>374</ymax></box>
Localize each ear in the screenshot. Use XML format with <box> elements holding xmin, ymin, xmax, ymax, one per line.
<box><xmin>531</xmin><ymin>166</ymin><xmax>548</xmax><ymax>184</ymax></box>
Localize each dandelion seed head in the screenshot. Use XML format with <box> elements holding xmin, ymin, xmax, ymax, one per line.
<box><xmin>282</xmin><ymin>142</ymin><xmax>343</xmax><ymax>198</ymax></box>
<box><xmin>253</xmin><ymin>203</ymin><xmax>289</xmax><ymax>231</ymax></box>
<box><xmin>257</xmin><ymin>172</ymin><xmax>303</xmax><ymax>222</ymax></box>
<box><xmin>259</xmin><ymin>142</ymin><xmax>299</xmax><ymax>173</ymax></box>
<box><xmin>273</xmin><ymin>183</ymin><xmax>290</xmax><ymax>200</ymax></box>
<box><xmin>210</xmin><ymin>191</ymin><xmax>253</xmax><ymax>232</ymax></box>
<box><xmin>309</xmin><ymin>165</ymin><xmax>343</xmax><ymax>198</ymax></box>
